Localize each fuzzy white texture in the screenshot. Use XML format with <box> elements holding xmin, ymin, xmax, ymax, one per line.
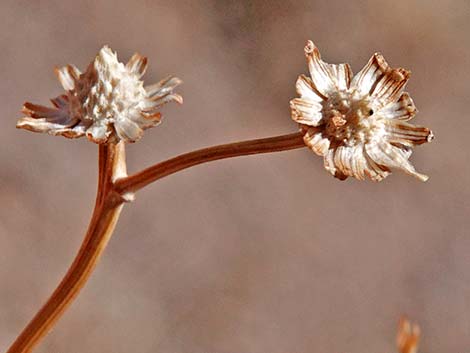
<box><xmin>17</xmin><ymin>46</ymin><xmax>182</xmax><ymax>144</ymax></box>
<box><xmin>291</xmin><ymin>40</ymin><xmax>433</xmax><ymax>182</ymax></box>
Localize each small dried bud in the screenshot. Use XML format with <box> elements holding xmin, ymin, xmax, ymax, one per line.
<box><xmin>17</xmin><ymin>46</ymin><xmax>183</xmax><ymax>144</ymax></box>
<box><xmin>291</xmin><ymin>40</ymin><xmax>433</xmax><ymax>181</ymax></box>
<box><xmin>397</xmin><ymin>317</ymin><xmax>420</xmax><ymax>353</ymax></box>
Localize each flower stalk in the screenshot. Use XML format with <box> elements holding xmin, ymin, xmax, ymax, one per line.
<box><xmin>115</xmin><ymin>131</ymin><xmax>306</xmax><ymax>194</ymax></box>
<box><xmin>7</xmin><ymin>142</ymin><xmax>127</xmax><ymax>353</ymax></box>
<box><xmin>7</xmin><ymin>132</ymin><xmax>306</xmax><ymax>353</ymax></box>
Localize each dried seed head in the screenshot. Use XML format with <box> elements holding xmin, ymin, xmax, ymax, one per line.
<box><xmin>291</xmin><ymin>40</ymin><xmax>433</xmax><ymax>181</ymax></box>
<box><xmin>17</xmin><ymin>46</ymin><xmax>183</xmax><ymax>144</ymax></box>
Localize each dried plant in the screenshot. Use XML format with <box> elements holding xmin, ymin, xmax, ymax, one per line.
<box><xmin>7</xmin><ymin>42</ymin><xmax>432</xmax><ymax>352</ymax></box>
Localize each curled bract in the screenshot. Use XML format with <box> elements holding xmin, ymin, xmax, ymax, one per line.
<box><xmin>291</xmin><ymin>40</ymin><xmax>433</xmax><ymax>181</ymax></box>
<box><xmin>17</xmin><ymin>46</ymin><xmax>183</xmax><ymax>144</ymax></box>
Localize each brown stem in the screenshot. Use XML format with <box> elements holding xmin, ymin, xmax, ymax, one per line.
<box><xmin>7</xmin><ymin>142</ymin><xmax>127</xmax><ymax>353</ymax></box>
<box><xmin>115</xmin><ymin>131</ymin><xmax>305</xmax><ymax>195</ymax></box>
<box><xmin>7</xmin><ymin>131</ymin><xmax>305</xmax><ymax>352</ymax></box>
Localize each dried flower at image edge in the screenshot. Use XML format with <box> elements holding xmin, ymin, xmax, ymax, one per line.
<box><xmin>291</xmin><ymin>40</ymin><xmax>433</xmax><ymax>181</ymax></box>
<box><xmin>397</xmin><ymin>317</ymin><xmax>420</xmax><ymax>353</ymax></box>
<box><xmin>17</xmin><ymin>46</ymin><xmax>183</xmax><ymax>144</ymax></box>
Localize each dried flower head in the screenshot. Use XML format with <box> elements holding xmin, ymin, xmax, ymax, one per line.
<box><xmin>396</xmin><ymin>317</ymin><xmax>420</xmax><ymax>353</ymax></box>
<box><xmin>17</xmin><ymin>46</ymin><xmax>182</xmax><ymax>144</ymax></box>
<box><xmin>291</xmin><ymin>41</ymin><xmax>433</xmax><ymax>181</ymax></box>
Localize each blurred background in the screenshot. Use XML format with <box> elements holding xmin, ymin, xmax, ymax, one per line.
<box><xmin>0</xmin><ymin>0</ymin><xmax>469</xmax><ymax>352</ymax></box>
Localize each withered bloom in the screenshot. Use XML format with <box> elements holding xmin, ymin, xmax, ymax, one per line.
<box><xmin>291</xmin><ymin>41</ymin><xmax>433</xmax><ymax>181</ymax></box>
<box><xmin>17</xmin><ymin>46</ymin><xmax>182</xmax><ymax>144</ymax></box>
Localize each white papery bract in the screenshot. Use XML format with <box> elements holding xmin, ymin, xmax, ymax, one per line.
<box><xmin>291</xmin><ymin>40</ymin><xmax>433</xmax><ymax>181</ymax></box>
<box><xmin>17</xmin><ymin>46</ymin><xmax>182</xmax><ymax>144</ymax></box>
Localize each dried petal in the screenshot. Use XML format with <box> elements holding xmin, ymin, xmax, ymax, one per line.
<box><xmin>364</xmin><ymin>150</ymin><xmax>390</xmax><ymax>182</ymax></box>
<box><xmin>21</xmin><ymin>102</ymin><xmax>68</xmax><ymax>122</ymax></box>
<box><xmin>372</xmin><ymin>68</ymin><xmax>410</xmax><ymax>106</ymax></box>
<box><xmin>334</xmin><ymin>145</ymin><xmax>354</xmax><ymax>177</ymax></box>
<box><xmin>366</xmin><ymin>141</ymin><xmax>428</xmax><ymax>181</ymax></box>
<box><xmin>16</xmin><ymin>101</ymin><xmax>86</xmax><ymax>138</ymax></box>
<box><xmin>352</xmin><ymin>53</ymin><xmax>410</xmax><ymax>106</ymax></box>
<box><xmin>85</xmin><ymin>123</ymin><xmax>111</xmax><ymax>143</ymax></box>
<box><xmin>149</xmin><ymin>93</ymin><xmax>183</xmax><ymax>109</ymax></box>
<box><xmin>384</xmin><ymin>120</ymin><xmax>434</xmax><ymax>147</ymax></box>
<box><xmin>350</xmin><ymin>145</ymin><xmax>367</xmax><ymax>180</ymax></box>
<box><xmin>322</xmin><ymin>148</ymin><xmax>338</xmax><ymax>177</ymax></box>
<box><xmin>55</xmin><ymin>65</ymin><xmax>81</xmax><ymax>91</ymax></box>
<box><xmin>303</xmin><ymin>129</ymin><xmax>330</xmax><ymax>155</ymax></box>
<box><xmin>115</xmin><ymin>118</ymin><xmax>144</xmax><ymax>143</ymax></box>
<box><xmin>290</xmin><ymin>98</ymin><xmax>323</xmax><ymax>126</ymax></box>
<box><xmin>126</xmin><ymin>53</ymin><xmax>148</xmax><ymax>77</ymax></box>
<box><xmin>295</xmin><ymin>74</ymin><xmax>324</xmax><ymax>103</ymax></box>
<box><xmin>351</xmin><ymin>53</ymin><xmax>388</xmax><ymax>96</ymax></box>
<box><xmin>146</xmin><ymin>76</ymin><xmax>182</xmax><ymax>99</ymax></box>
<box><xmin>304</xmin><ymin>40</ymin><xmax>352</xmax><ymax>96</ymax></box>
<box><xmin>137</xmin><ymin>111</ymin><xmax>162</xmax><ymax>129</ymax></box>
<box><xmin>50</xmin><ymin>95</ymin><xmax>69</xmax><ymax>109</ymax></box>
<box><xmin>379</xmin><ymin>92</ymin><xmax>417</xmax><ymax>121</ymax></box>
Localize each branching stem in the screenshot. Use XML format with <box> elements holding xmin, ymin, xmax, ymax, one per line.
<box><xmin>115</xmin><ymin>131</ymin><xmax>305</xmax><ymax>195</ymax></box>
<box><xmin>7</xmin><ymin>131</ymin><xmax>306</xmax><ymax>353</ymax></box>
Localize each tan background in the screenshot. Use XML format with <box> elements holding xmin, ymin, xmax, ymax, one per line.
<box><xmin>0</xmin><ymin>0</ymin><xmax>469</xmax><ymax>352</ymax></box>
